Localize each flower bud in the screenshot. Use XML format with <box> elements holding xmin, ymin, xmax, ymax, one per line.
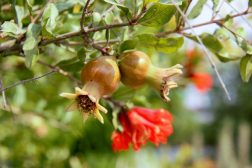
<box><xmin>119</xmin><ymin>51</ymin><xmax>183</xmax><ymax>102</ymax></box>
<box><xmin>60</xmin><ymin>56</ymin><xmax>120</xmax><ymax>123</ymax></box>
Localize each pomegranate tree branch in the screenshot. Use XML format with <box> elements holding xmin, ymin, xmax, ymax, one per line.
<box><xmin>156</xmin><ymin>9</ymin><xmax>251</xmax><ymax>37</ymax></box>
<box><xmin>1</xmin><ymin>7</ymin><xmax>251</xmax><ymax>56</ymax></box>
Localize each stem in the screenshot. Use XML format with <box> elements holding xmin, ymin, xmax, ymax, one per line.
<box><xmin>223</xmin><ymin>0</ymin><xmax>252</xmax><ymax>30</ymax></box>
<box><xmin>105</xmin><ymin>97</ymin><xmax>128</xmax><ymax>111</ymax></box>
<box><xmin>0</xmin><ymin>71</ymin><xmax>56</xmax><ymax>93</ymax></box>
<box><xmin>37</xmin><ymin>60</ymin><xmax>82</xmax><ymax>86</ymax></box>
<box><xmin>80</xmin><ymin>0</ymin><xmax>91</xmax><ymax>33</ymax></box>
<box><xmin>176</xmin><ymin>0</ymin><xmax>192</xmax><ymax>30</ymax></box>
<box><xmin>0</xmin><ymin>79</ymin><xmax>7</xmax><ymax>109</ymax></box>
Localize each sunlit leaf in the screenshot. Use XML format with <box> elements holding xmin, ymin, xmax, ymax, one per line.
<box><xmin>15</xmin><ymin>5</ymin><xmax>26</xmax><ymax>27</ymax></box>
<box><xmin>188</xmin><ymin>0</ymin><xmax>207</xmax><ymax>19</ymax></box>
<box><xmin>240</xmin><ymin>40</ymin><xmax>252</xmax><ymax>55</ymax></box>
<box><xmin>23</xmin><ymin>23</ymin><xmax>41</xmax><ymax>68</ymax></box>
<box><xmin>240</xmin><ymin>55</ymin><xmax>252</xmax><ymax>82</ymax></box>
<box><xmin>56</xmin><ymin>57</ymin><xmax>83</xmax><ymax>72</ymax></box>
<box><xmin>93</xmin><ymin>12</ymin><xmax>101</xmax><ymax>24</ymax></box>
<box><xmin>42</xmin><ymin>3</ymin><xmax>59</xmax><ymax>36</ymax></box>
<box><xmin>144</xmin><ymin>0</ymin><xmax>158</xmax><ymax>5</ymax></box>
<box><xmin>156</xmin><ymin>37</ymin><xmax>184</xmax><ymax>54</ymax></box>
<box><xmin>139</xmin><ymin>2</ymin><xmax>176</xmax><ymax>27</ymax></box>
<box><xmin>119</xmin><ymin>39</ymin><xmax>138</xmax><ymax>53</ymax></box>
<box><xmin>77</xmin><ymin>48</ymin><xmax>86</xmax><ymax>63</ymax></box>
<box><xmin>1</xmin><ymin>21</ymin><xmax>25</xmax><ymax>38</ymax></box>
<box><xmin>104</xmin><ymin>0</ymin><xmax>132</xmax><ymax>18</ymax></box>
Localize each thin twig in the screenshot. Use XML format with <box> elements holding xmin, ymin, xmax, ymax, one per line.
<box><xmin>105</xmin><ymin>97</ymin><xmax>128</xmax><ymax>111</ymax></box>
<box><xmin>0</xmin><ymin>71</ymin><xmax>56</xmax><ymax>92</ymax></box>
<box><xmin>206</xmin><ymin>3</ymin><xmax>251</xmax><ymax>44</ymax></box>
<box><xmin>156</xmin><ymin>9</ymin><xmax>251</xmax><ymax>37</ymax></box>
<box><xmin>101</xmin><ymin>0</ymin><xmax>125</xmax><ymax>18</ymax></box>
<box><xmin>80</xmin><ymin>0</ymin><xmax>111</xmax><ymax>55</ymax></box>
<box><xmin>0</xmin><ymin>79</ymin><xmax>7</xmax><ymax>109</ymax></box>
<box><xmin>212</xmin><ymin>0</ymin><xmax>225</xmax><ymax>20</ymax></box>
<box><xmin>176</xmin><ymin>0</ymin><xmax>192</xmax><ymax>30</ymax></box>
<box><xmin>171</xmin><ymin>0</ymin><xmax>231</xmax><ymax>100</ymax></box>
<box><xmin>80</xmin><ymin>0</ymin><xmax>91</xmax><ymax>32</ymax></box>
<box><xmin>37</xmin><ymin>60</ymin><xmax>82</xmax><ymax>86</ymax></box>
<box><xmin>217</xmin><ymin>22</ymin><xmax>248</xmax><ymax>42</ymax></box>
<box><xmin>57</xmin><ymin>39</ymin><xmax>120</xmax><ymax>46</ymax></box>
<box><xmin>223</xmin><ymin>0</ymin><xmax>252</xmax><ymax>30</ymax></box>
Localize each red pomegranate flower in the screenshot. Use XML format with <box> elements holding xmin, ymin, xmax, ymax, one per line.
<box><xmin>111</xmin><ymin>107</ymin><xmax>173</xmax><ymax>152</ymax></box>
<box><xmin>191</xmin><ymin>73</ymin><xmax>213</xmax><ymax>92</ymax></box>
<box><xmin>185</xmin><ymin>49</ymin><xmax>213</xmax><ymax>92</ymax></box>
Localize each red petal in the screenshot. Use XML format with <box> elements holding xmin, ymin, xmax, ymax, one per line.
<box><xmin>128</xmin><ymin>107</ymin><xmax>174</xmax><ymax>146</ymax></box>
<box><xmin>111</xmin><ymin>131</ymin><xmax>131</xmax><ymax>152</ymax></box>
<box><xmin>191</xmin><ymin>73</ymin><xmax>213</xmax><ymax>92</ymax></box>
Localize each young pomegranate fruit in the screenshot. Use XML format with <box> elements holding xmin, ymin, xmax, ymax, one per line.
<box><xmin>60</xmin><ymin>56</ymin><xmax>120</xmax><ymax>123</ymax></box>
<box><xmin>119</xmin><ymin>51</ymin><xmax>183</xmax><ymax>102</ymax></box>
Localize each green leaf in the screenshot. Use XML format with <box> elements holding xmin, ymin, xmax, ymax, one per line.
<box><xmin>112</xmin><ymin>108</ymin><xmax>123</xmax><ymax>131</ymax></box>
<box><xmin>240</xmin><ymin>55</ymin><xmax>252</xmax><ymax>82</ymax></box>
<box><xmin>143</xmin><ymin>0</ymin><xmax>158</xmax><ymax>5</ymax></box>
<box><xmin>136</xmin><ymin>34</ymin><xmax>159</xmax><ymax>47</ymax></box>
<box><xmin>188</xmin><ymin>0</ymin><xmax>207</xmax><ymax>19</ymax></box>
<box><xmin>119</xmin><ymin>39</ymin><xmax>138</xmax><ymax>53</ymax></box>
<box><xmin>156</xmin><ymin>37</ymin><xmax>184</xmax><ymax>54</ymax></box>
<box><xmin>77</xmin><ymin>48</ymin><xmax>86</xmax><ymax>63</ymax></box>
<box><xmin>42</xmin><ymin>3</ymin><xmax>59</xmax><ymax>36</ymax></box>
<box><xmin>105</xmin><ymin>29</ymin><xmax>110</xmax><ymax>43</ymax></box>
<box><xmin>240</xmin><ymin>40</ymin><xmax>252</xmax><ymax>55</ymax></box>
<box><xmin>162</xmin><ymin>0</ymin><xmax>183</xmax><ymax>4</ymax></box>
<box><xmin>56</xmin><ymin>56</ymin><xmax>83</xmax><ymax>72</ymax></box>
<box><xmin>92</xmin><ymin>12</ymin><xmax>101</xmax><ymax>24</ymax></box>
<box><xmin>212</xmin><ymin>0</ymin><xmax>220</xmax><ymax>11</ymax></box>
<box><xmin>214</xmin><ymin>28</ymin><xmax>245</xmax><ymax>62</ymax></box>
<box><xmin>139</xmin><ymin>2</ymin><xmax>176</xmax><ymax>27</ymax></box>
<box><xmin>13</xmin><ymin>85</ymin><xmax>26</xmax><ymax>106</ymax></box>
<box><xmin>200</xmin><ymin>33</ymin><xmax>223</xmax><ymax>52</ymax></box>
<box><xmin>104</xmin><ymin>0</ymin><xmax>131</xmax><ymax>18</ymax></box>
<box><xmin>55</xmin><ymin>0</ymin><xmax>76</xmax><ymax>12</ymax></box>
<box><xmin>23</xmin><ymin>38</ymin><xmax>37</xmax><ymax>51</ymax></box>
<box><xmin>15</xmin><ymin>5</ymin><xmax>26</xmax><ymax>27</ymax></box>
<box><xmin>23</xmin><ymin>23</ymin><xmax>41</xmax><ymax>68</ymax></box>
<box><xmin>104</xmin><ymin>12</ymin><xmax>114</xmax><ymax>24</ymax></box>
<box><xmin>1</xmin><ymin>21</ymin><xmax>25</xmax><ymax>38</ymax></box>
<box><xmin>26</xmin><ymin>0</ymin><xmax>34</xmax><ymax>8</ymax></box>
<box><xmin>134</xmin><ymin>34</ymin><xmax>183</xmax><ymax>54</ymax></box>
<box><xmin>112</xmin><ymin>85</ymin><xmax>136</xmax><ymax>100</ymax></box>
